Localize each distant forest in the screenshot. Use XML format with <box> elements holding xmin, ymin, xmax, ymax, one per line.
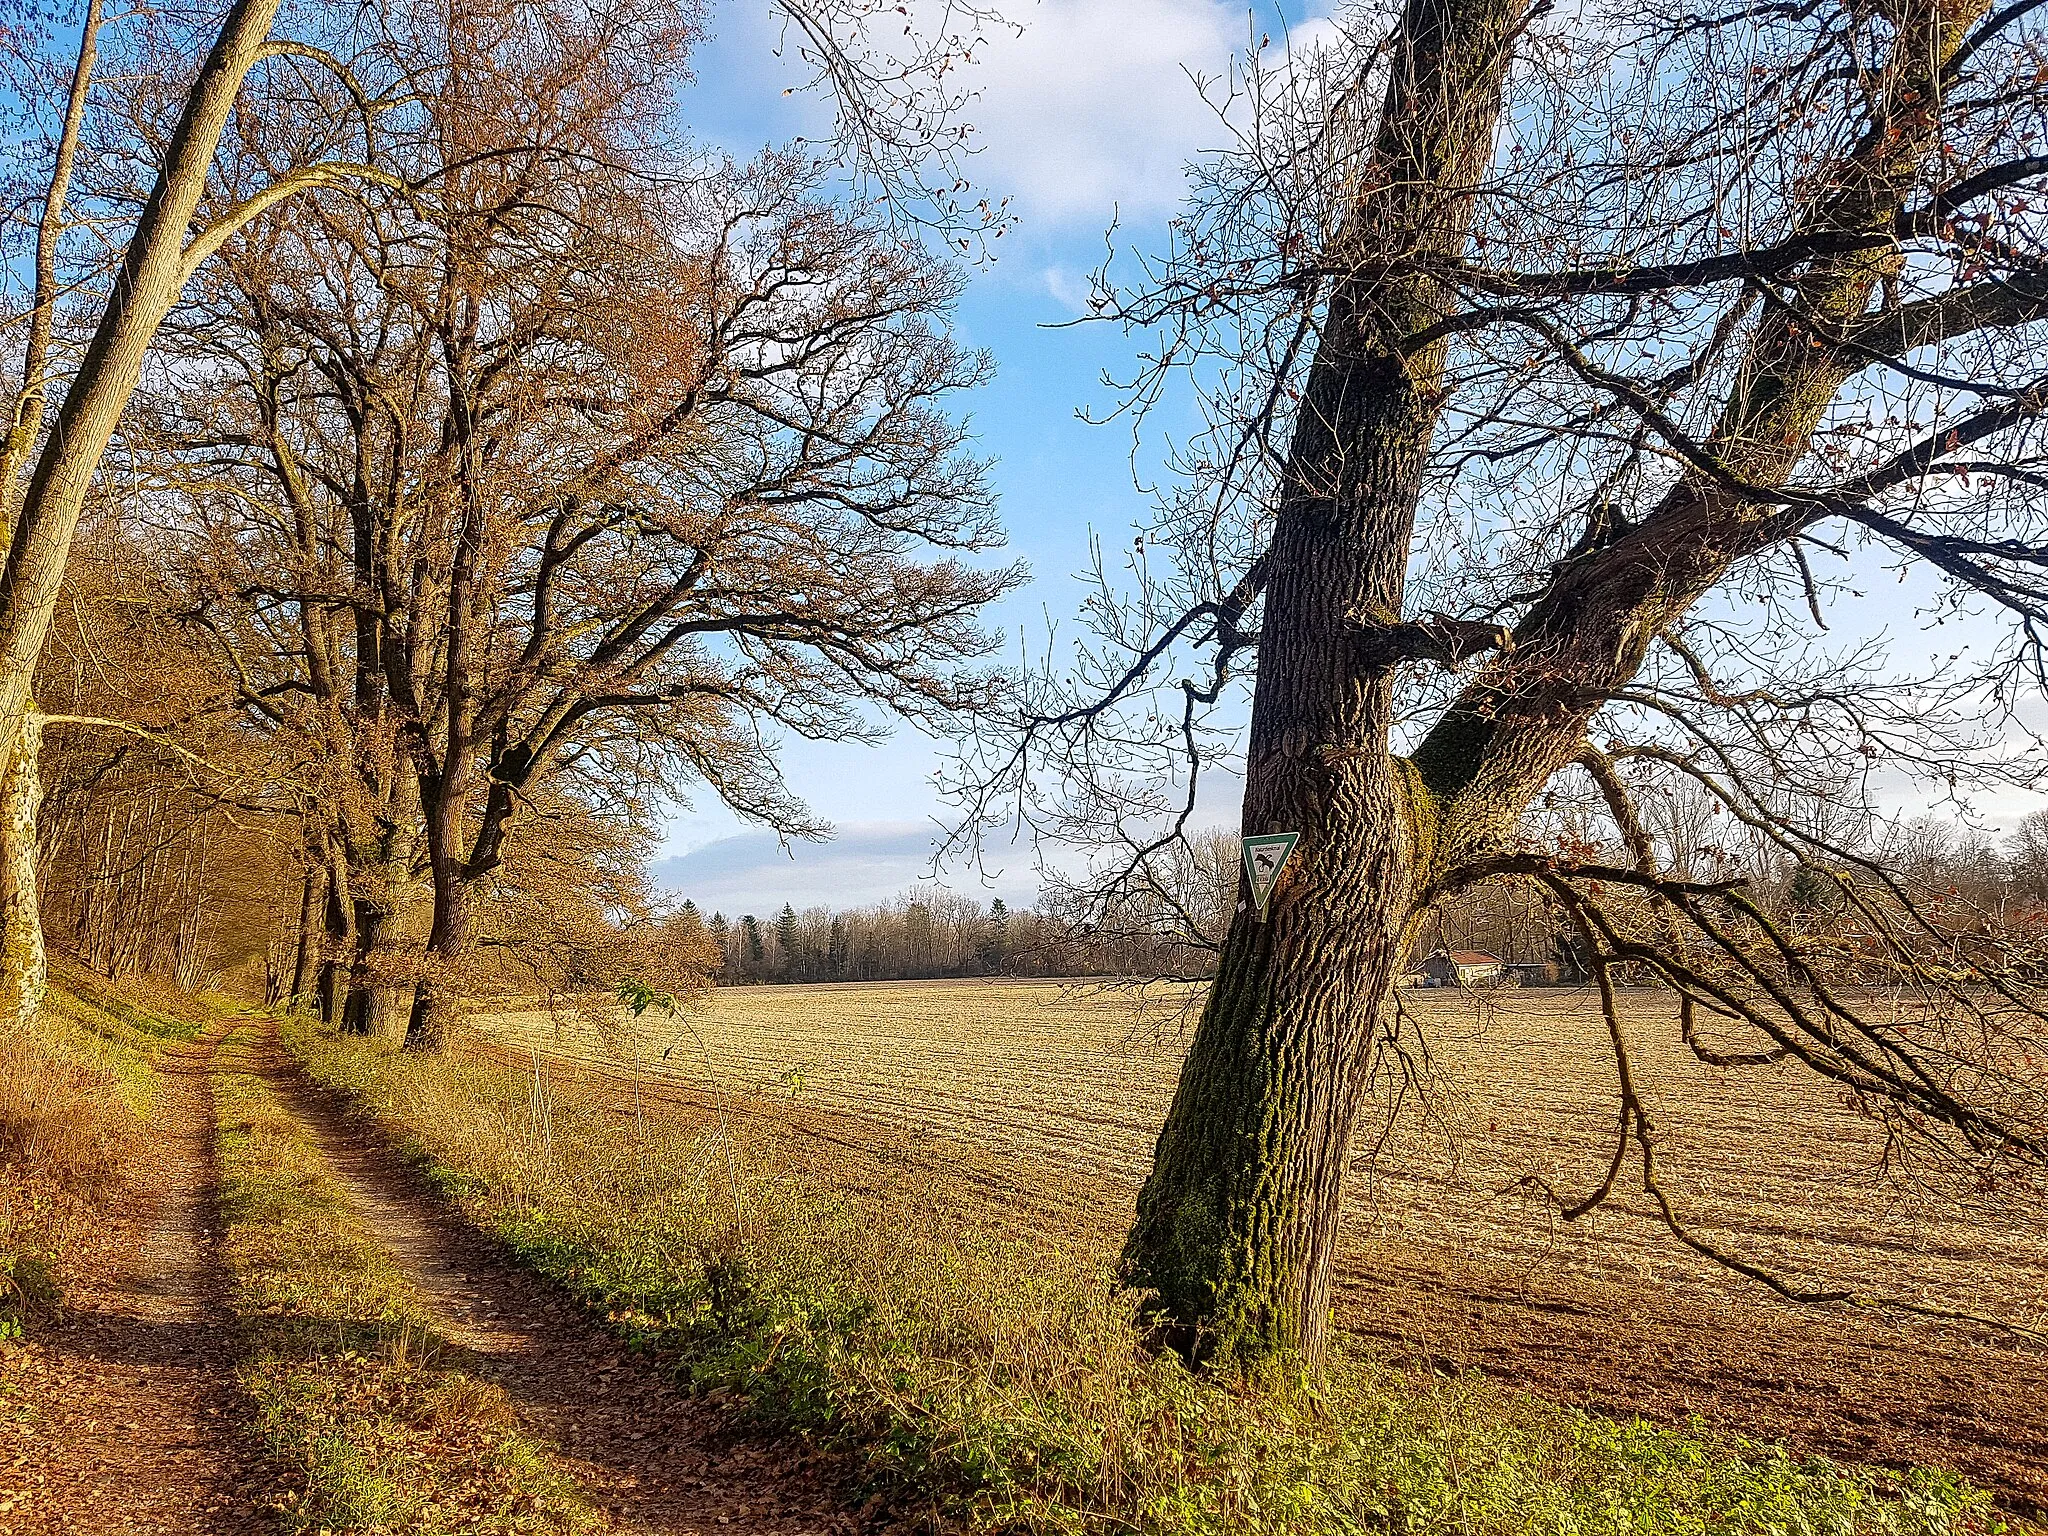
<box><xmin>688</xmin><ymin>805</ymin><xmax>2048</xmax><ymax>987</ymax></box>
<box><xmin>686</xmin><ymin>888</ymin><xmax>1178</xmax><ymax>984</ymax></box>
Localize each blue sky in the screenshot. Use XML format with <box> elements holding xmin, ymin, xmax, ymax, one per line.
<box><xmin>655</xmin><ymin>0</ymin><xmax>1319</xmax><ymax>916</ymax></box>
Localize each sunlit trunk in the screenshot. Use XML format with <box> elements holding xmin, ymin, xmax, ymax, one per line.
<box><xmin>0</xmin><ymin>0</ymin><xmax>286</xmax><ymax>787</ymax></box>
<box><xmin>0</xmin><ymin>713</ymin><xmax>44</xmax><ymax>1030</ymax></box>
<box><xmin>343</xmin><ymin>884</ymin><xmax>415</xmax><ymax>1040</ymax></box>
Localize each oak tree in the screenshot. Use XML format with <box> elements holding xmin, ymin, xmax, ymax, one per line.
<box><xmin>961</xmin><ymin>0</ymin><xmax>2048</xmax><ymax>1365</ymax></box>
<box><xmin>147</xmin><ymin>0</ymin><xmax>1018</xmax><ymax>1045</ymax></box>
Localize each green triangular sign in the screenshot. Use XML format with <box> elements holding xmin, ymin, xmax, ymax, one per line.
<box><xmin>1242</xmin><ymin>832</ymin><xmax>1301</xmax><ymax>918</ymax></box>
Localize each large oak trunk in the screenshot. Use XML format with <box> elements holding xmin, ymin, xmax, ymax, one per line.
<box><xmin>1123</xmin><ymin>850</ymin><xmax>1411</xmax><ymax>1365</ymax></box>
<box><xmin>340</xmin><ymin>895</ymin><xmax>393</xmax><ymax>1036</ymax></box>
<box><xmin>404</xmin><ymin>869</ymin><xmax>468</xmax><ymax>1052</ymax></box>
<box><xmin>1120</xmin><ymin>0</ymin><xmax>1531</xmax><ymax>1367</ymax></box>
<box><xmin>403</xmin><ymin>761</ymin><xmax>471</xmax><ymax>1052</ymax></box>
<box><xmin>1119</xmin><ymin>368</ymin><xmax>1433</xmax><ymax>1360</ymax></box>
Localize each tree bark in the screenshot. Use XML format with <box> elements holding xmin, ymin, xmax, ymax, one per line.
<box><xmin>0</xmin><ymin>714</ymin><xmax>45</xmax><ymax>1030</ymax></box>
<box><xmin>404</xmin><ymin>858</ymin><xmax>469</xmax><ymax>1052</ymax></box>
<box><xmin>317</xmin><ymin>848</ymin><xmax>354</xmax><ymax>1028</ymax></box>
<box><xmin>342</xmin><ymin>873</ymin><xmax>414</xmax><ymax>1041</ymax></box>
<box><xmin>1119</xmin><ymin>0</ymin><xmax>1532</xmax><ymax>1368</ymax></box>
<box><xmin>1123</xmin><ymin>813</ymin><xmax>1416</xmax><ymax>1366</ymax></box>
<box><xmin>340</xmin><ymin>895</ymin><xmax>388</xmax><ymax>1036</ymax></box>
<box><xmin>287</xmin><ymin>859</ymin><xmax>322</xmax><ymax>1003</ymax></box>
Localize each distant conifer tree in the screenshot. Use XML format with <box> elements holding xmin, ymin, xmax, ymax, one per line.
<box><xmin>776</xmin><ymin>903</ymin><xmax>799</xmax><ymax>977</ymax></box>
<box><xmin>978</xmin><ymin>898</ymin><xmax>1010</xmax><ymax>973</ymax></box>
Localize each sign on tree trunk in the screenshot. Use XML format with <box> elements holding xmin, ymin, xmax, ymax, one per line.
<box><xmin>1241</xmin><ymin>832</ymin><xmax>1299</xmax><ymax>920</ymax></box>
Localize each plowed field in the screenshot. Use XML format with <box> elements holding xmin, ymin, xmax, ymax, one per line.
<box><xmin>479</xmin><ymin>979</ymin><xmax>2048</xmax><ymax>1511</ymax></box>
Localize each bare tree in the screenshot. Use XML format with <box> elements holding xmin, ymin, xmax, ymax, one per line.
<box><xmin>143</xmin><ymin>0</ymin><xmax>1019</xmax><ymax>1047</ymax></box>
<box><xmin>0</xmin><ymin>0</ymin><xmax>417</xmax><ymax>1026</ymax></box>
<box><xmin>2010</xmin><ymin>809</ymin><xmax>2048</xmax><ymax>902</ymax></box>
<box><xmin>956</xmin><ymin>0</ymin><xmax>2048</xmax><ymax>1365</ymax></box>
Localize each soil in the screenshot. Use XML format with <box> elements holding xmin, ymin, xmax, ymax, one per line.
<box><xmin>0</xmin><ymin>1025</ymin><xmax>272</xmax><ymax>1535</ymax></box>
<box><xmin>243</xmin><ymin>1026</ymin><xmax>880</xmax><ymax>1536</ymax></box>
<box><xmin>1334</xmin><ymin>1253</ymin><xmax>2048</xmax><ymax>1513</ymax></box>
<box><xmin>2</xmin><ymin>1019</ymin><xmax>887</xmax><ymax>1536</ymax></box>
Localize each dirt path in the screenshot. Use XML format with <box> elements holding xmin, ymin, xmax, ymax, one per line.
<box><xmin>0</xmin><ymin>1026</ymin><xmax>271</xmax><ymax>1536</ymax></box>
<box><xmin>243</xmin><ymin>1028</ymin><xmax>876</xmax><ymax>1536</ymax></box>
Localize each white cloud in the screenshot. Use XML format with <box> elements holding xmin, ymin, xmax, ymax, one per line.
<box><xmin>653</xmin><ymin>819</ymin><xmax>1035</xmax><ymax>914</ymax></box>
<box><xmin>700</xmin><ymin>0</ymin><xmax>1299</xmax><ymax>229</ymax></box>
<box><xmin>964</xmin><ymin>3</ymin><xmax>1364</xmax><ymax>227</ymax></box>
<box><xmin>1041</xmin><ymin>263</ymin><xmax>1095</xmax><ymax>315</ymax></box>
<box><xmin>959</xmin><ymin>0</ymin><xmax>1248</xmax><ymax>225</ymax></box>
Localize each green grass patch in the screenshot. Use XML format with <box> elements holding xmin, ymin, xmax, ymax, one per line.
<box><xmin>284</xmin><ymin>1016</ymin><xmax>2020</xmax><ymax>1536</ymax></box>
<box><xmin>212</xmin><ymin>1027</ymin><xmax>598</xmax><ymax>1536</ymax></box>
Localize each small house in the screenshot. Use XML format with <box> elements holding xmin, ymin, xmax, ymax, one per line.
<box><xmin>1417</xmin><ymin>949</ymin><xmax>1503</xmax><ymax>987</ymax></box>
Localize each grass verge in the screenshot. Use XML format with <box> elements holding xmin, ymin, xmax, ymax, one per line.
<box><xmin>285</xmin><ymin>1014</ymin><xmax>2019</xmax><ymax>1536</ymax></box>
<box><xmin>0</xmin><ymin>961</ymin><xmax>207</xmax><ymax>1339</ymax></box>
<box><xmin>211</xmin><ymin>1026</ymin><xmax>598</xmax><ymax>1536</ymax></box>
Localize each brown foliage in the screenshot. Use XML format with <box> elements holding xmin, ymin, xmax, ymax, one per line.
<box><xmin>27</xmin><ymin>0</ymin><xmax>1020</xmax><ymax>1036</ymax></box>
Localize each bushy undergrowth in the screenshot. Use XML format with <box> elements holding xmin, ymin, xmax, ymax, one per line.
<box><xmin>286</xmin><ymin>1016</ymin><xmax>2016</xmax><ymax>1536</ymax></box>
<box><xmin>212</xmin><ymin>1029</ymin><xmax>596</xmax><ymax>1536</ymax></box>
<box><xmin>0</xmin><ymin>966</ymin><xmax>200</xmax><ymax>1337</ymax></box>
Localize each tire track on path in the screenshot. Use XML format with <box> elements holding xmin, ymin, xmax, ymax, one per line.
<box><xmin>0</xmin><ymin>1022</ymin><xmax>271</xmax><ymax>1535</ymax></box>
<box><xmin>240</xmin><ymin>1023</ymin><xmax>877</xmax><ymax>1536</ymax></box>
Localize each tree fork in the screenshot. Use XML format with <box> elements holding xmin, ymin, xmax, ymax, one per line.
<box><xmin>1119</xmin><ymin>0</ymin><xmax>1533</xmax><ymax>1368</ymax></box>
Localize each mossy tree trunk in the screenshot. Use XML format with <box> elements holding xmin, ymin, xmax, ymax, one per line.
<box><xmin>1119</xmin><ymin>0</ymin><xmax>1531</xmax><ymax>1368</ymax></box>
<box><xmin>1117</xmin><ymin>368</ymin><xmax>1442</xmax><ymax>1362</ymax></box>
<box><xmin>1122</xmin><ymin>799</ymin><xmax>1419</xmax><ymax>1365</ymax></box>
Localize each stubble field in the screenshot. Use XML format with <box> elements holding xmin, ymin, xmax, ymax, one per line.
<box><xmin>479</xmin><ymin>979</ymin><xmax>2048</xmax><ymax>1509</ymax></box>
